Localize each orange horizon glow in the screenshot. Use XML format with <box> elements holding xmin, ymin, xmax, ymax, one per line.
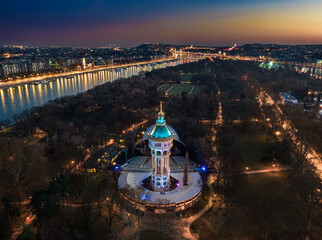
<box><xmin>4</xmin><ymin>1</ymin><xmax>322</xmax><ymax>46</ymax></box>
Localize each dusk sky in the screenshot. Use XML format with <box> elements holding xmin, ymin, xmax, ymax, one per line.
<box><xmin>2</xmin><ymin>0</ymin><xmax>322</xmax><ymax>47</ymax></box>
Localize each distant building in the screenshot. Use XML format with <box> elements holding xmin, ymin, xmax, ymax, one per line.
<box><xmin>279</xmin><ymin>92</ymin><xmax>298</xmax><ymax>104</ymax></box>
<box><xmin>0</xmin><ymin>60</ymin><xmax>50</xmax><ymax>76</ymax></box>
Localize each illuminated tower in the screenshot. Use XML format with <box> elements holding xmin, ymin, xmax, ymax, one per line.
<box><xmin>148</xmin><ymin>102</ymin><xmax>174</xmax><ymax>192</ymax></box>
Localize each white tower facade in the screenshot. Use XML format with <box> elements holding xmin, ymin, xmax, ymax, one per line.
<box><xmin>148</xmin><ymin>103</ymin><xmax>174</xmax><ymax>192</ymax></box>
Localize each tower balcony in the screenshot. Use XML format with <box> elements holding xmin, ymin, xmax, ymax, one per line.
<box><xmin>149</xmin><ymin>141</ymin><xmax>173</xmax><ymax>149</ymax></box>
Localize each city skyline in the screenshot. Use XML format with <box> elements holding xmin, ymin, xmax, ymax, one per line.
<box><xmin>2</xmin><ymin>0</ymin><xmax>322</xmax><ymax>47</ymax></box>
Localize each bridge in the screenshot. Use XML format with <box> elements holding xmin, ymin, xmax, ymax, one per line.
<box><xmin>174</xmin><ymin>50</ymin><xmax>322</xmax><ymax>79</ymax></box>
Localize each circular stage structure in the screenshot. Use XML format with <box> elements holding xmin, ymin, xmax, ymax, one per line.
<box><xmin>118</xmin><ymin>103</ymin><xmax>202</xmax><ymax>213</ymax></box>
<box><xmin>118</xmin><ymin>158</ymin><xmax>202</xmax><ymax>213</ymax></box>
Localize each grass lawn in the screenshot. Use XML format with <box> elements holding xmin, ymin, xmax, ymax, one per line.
<box><xmin>169</xmin><ymin>84</ymin><xmax>193</xmax><ymax>94</ymax></box>
<box><xmin>231</xmin><ymin>124</ymin><xmax>272</xmax><ymax>170</ymax></box>
<box><xmin>179</xmin><ymin>73</ymin><xmax>196</xmax><ymax>82</ymax></box>
<box><xmin>191</xmin><ymin>85</ymin><xmax>204</xmax><ymax>95</ymax></box>
<box><xmin>191</xmin><ymin>172</ymin><xmax>291</xmax><ymax>240</ymax></box>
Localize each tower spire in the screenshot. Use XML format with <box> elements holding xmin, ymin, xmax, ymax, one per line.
<box><xmin>156</xmin><ymin>101</ymin><xmax>165</xmax><ymax>125</ymax></box>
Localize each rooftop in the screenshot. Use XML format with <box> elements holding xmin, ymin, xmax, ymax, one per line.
<box><xmin>148</xmin><ymin>102</ymin><xmax>174</xmax><ymax>140</ymax></box>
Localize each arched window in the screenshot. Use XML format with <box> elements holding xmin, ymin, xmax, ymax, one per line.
<box><xmin>157</xmin><ymin>151</ymin><xmax>161</xmax><ymax>155</ymax></box>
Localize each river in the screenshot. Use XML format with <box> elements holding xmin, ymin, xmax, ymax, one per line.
<box><xmin>0</xmin><ymin>59</ymin><xmax>188</xmax><ymax>122</ymax></box>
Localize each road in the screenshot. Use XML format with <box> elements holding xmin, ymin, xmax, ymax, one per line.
<box><xmin>180</xmin><ymin>85</ymin><xmax>222</xmax><ymax>240</ymax></box>
<box><xmin>76</xmin><ymin>119</ymin><xmax>148</xmax><ymax>172</ymax></box>
<box><xmin>257</xmin><ymin>87</ymin><xmax>322</xmax><ymax>178</ymax></box>
<box><xmin>244</xmin><ymin>167</ymin><xmax>289</xmax><ymax>175</ymax></box>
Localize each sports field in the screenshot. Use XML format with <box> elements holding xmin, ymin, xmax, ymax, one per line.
<box><xmin>158</xmin><ymin>83</ymin><xmax>203</xmax><ymax>95</ymax></box>
<box><xmin>179</xmin><ymin>73</ymin><xmax>196</xmax><ymax>82</ymax></box>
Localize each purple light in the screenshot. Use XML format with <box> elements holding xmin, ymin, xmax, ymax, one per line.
<box><xmin>176</xmin><ymin>182</ymin><xmax>180</xmax><ymax>187</ymax></box>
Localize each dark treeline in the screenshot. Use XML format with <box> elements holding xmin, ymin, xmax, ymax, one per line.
<box><xmin>188</xmin><ymin>59</ymin><xmax>322</xmax><ymax>240</ymax></box>
<box><xmin>0</xmin><ymin>60</ymin><xmax>219</xmax><ymax>239</ymax></box>
<box><xmin>1</xmin><ymin>58</ymin><xmax>320</xmax><ymax>240</ymax></box>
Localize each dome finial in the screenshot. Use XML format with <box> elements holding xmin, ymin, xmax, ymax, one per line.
<box><xmin>157</xmin><ymin>101</ymin><xmax>165</xmax><ymax>125</ymax></box>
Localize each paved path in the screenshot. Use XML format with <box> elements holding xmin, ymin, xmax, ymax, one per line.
<box><xmin>181</xmin><ymin>175</ymin><xmax>215</xmax><ymax>240</ymax></box>
<box><xmin>157</xmin><ymin>85</ymin><xmax>165</xmax><ymax>91</ymax></box>
<box><xmin>165</xmin><ymin>85</ymin><xmax>175</xmax><ymax>93</ymax></box>
<box><xmin>244</xmin><ymin>167</ymin><xmax>290</xmax><ymax>175</ymax></box>
<box><xmin>188</xmin><ymin>86</ymin><xmax>195</xmax><ymax>95</ymax></box>
<box><xmin>181</xmin><ymin>199</ymin><xmax>213</xmax><ymax>240</ymax></box>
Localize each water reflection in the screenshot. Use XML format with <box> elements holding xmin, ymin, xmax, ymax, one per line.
<box><xmin>0</xmin><ymin>59</ymin><xmax>188</xmax><ymax>121</ymax></box>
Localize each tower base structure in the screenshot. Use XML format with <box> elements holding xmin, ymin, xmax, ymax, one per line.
<box><xmin>118</xmin><ymin>156</ymin><xmax>202</xmax><ymax>213</ymax></box>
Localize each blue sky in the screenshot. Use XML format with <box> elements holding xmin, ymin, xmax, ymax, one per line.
<box><xmin>1</xmin><ymin>0</ymin><xmax>321</xmax><ymax>46</ymax></box>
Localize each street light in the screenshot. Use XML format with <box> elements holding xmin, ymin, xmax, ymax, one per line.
<box><xmin>275</xmin><ymin>131</ymin><xmax>281</xmax><ymax>136</ymax></box>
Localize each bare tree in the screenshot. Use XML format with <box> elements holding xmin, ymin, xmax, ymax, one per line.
<box><xmin>103</xmin><ymin>186</ymin><xmax>120</xmax><ymax>233</ymax></box>
<box><xmin>291</xmin><ymin>164</ymin><xmax>322</xmax><ymax>240</ymax></box>
<box><xmin>151</xmin><ymin>199</ymin><xmax>179</xmax><ymax>240</ymax></box>
<box><xmin>121</xmin><ymin>186</ymin><xmax>145</xmax><ymax>240</ymax></box>
<box><xmin>0</xmin><ymin>137</ymin><xmax>45</xmax><ymax>184</ymax></box>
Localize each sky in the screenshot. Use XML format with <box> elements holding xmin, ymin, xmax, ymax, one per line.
<box><xmin>1</xmin><ymin>0</ymin><xmax>322</xmax><ymax>47</ymax></box>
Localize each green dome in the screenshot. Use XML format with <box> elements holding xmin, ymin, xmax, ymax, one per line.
<box><xmin>150</xmin><ymin>125</ymin><xmax>172</xmax><ymax>139</ymax></box>
<box><xmin>148</xmin><ymin>102</ymin><xmax>174</xmax><ymax>139</ymax></box>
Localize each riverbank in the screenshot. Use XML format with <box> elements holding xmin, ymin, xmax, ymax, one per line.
<box><xmin>0</xmin><ymin>57</ymin><xmax>178</xmax><ymax>89</ymax></box>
